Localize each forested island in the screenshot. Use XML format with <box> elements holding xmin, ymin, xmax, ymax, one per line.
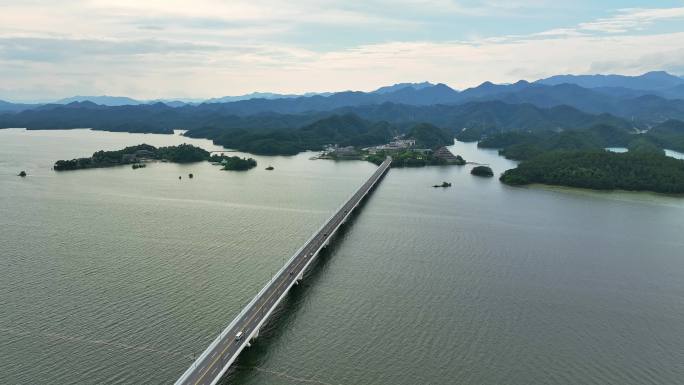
<box><xmin>54</xmin><ymin>144</ymin><xmax>256</xmax><ymax>171</ymax></box>
<box><xmin>471</xmin><ymin>166</ymin><xmax>494</xmax><ymax>177</ymax></box>
<box><xmin>211</xmin><ymin>155</ymin><xmax>257</xmax><ymax>171</ymax></box>
<box><xmin>500</xmin><ymin>149</ymin><xmax>684</xmax><ymax>194</ymax></box>
<box><xmin>366</xmin><ymin>149</ymin><xmax>465</xmax><ymax>167</ymax></box>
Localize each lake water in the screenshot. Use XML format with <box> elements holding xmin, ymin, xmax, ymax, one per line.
<box><xmin>606</xmin><ymin>146</ymin><xmax>684</xmax><ymax>159</ymax></box>
<box><xmin>2</xmin><ymin>129</ymin><xmax>684</xmax><ymax>385</ymax></box>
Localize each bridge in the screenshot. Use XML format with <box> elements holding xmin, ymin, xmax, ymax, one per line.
<box><xmin>174</xmin><ymin>157</ymin><xmax>392</xmax><ymax>385</ymax></box>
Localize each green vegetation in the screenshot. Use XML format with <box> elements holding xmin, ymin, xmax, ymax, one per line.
<box><xmin>156</xmin><ymin>144</ymin><xmax>210</xmax><ymax>163</ymax></box>
<box><xmin>478</xmin><ymin>121</ymin><xmax>684</xmax><ymax>163</ymax></box>
<box><xmin>500</xmin><ymin>149</ymin><xmax>684</xmax><ymax>194</ymax></box>
<box><xmin>483</xmin><ymin>122</ymin><xmax>684</xmax><ymax>193</ymax></box>
<box><xmin>366</xmin><ymin>150</ymin><xmax>445</xmax><ymax>167</ymax></box>
<box><xmin>215</xmin><ymin>156</ymin><xmax>257</xmax><ymax>171</ymax></box>
<box><xmin>646</xmin><ymin>120</ymin><xmax>684</xmax><ymax>152</ymax></box>
<box><xmin>627</xmin><ymin>137</ymin><xmax>665</xmax><ymax>155</ymax></box>
<box><xmin>406</xmin><ymin>123</ymin><xmax>453</xmax><ymax>148</ymax></box>
<box><xmin>195</xmin><ymin>117</ymin><xmax>463</xmax><ymax>157</ymax></box>
<box><xmin>211</xmin><ymin>114</ymin><xmax>395</xmax><ymax>155</ymax></box>
<box><xmin>478</xmin><ymin>124</ymin><xmax>635</xmax><ymax>161</ymax></box>
<box><xmin>455</xmin><ymin>127</ymin><xmax>487</xmax><ymax>142</ymax></box>
<box><xmin>471</xmin><ymin>166</ymin><xmax>494</xmax><ymax>177</ymax></box>
<box><xmin>54</xmin><ymin>143</ymin><xmax>218</xmax><ymax>171</ymax></box>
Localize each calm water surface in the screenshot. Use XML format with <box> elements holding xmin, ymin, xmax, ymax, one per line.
<box><xmin>1</xmin><ymin>129</ymin><xmax>683</xmax><ymax>385</ymax></box>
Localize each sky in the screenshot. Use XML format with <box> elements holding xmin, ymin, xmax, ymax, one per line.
<box><xmin>1</xmin><ymin>0</ymin><xmax>684</xmax><ymax>101</ymax></box>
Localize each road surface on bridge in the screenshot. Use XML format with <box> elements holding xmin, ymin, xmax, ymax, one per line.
<box><xmin>174</xmin><ymin>157</ymin><xmax>392</xmax><ymax>385</ymax></box>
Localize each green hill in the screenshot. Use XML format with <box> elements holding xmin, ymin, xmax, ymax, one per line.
<box><xmin>212</xmin><ymin>114</ymin><xmax>395</xmax><ymax>155</ymax></box>
<box><xmin>500</xmin><ymin>149</ymin><xmax>684</xmax><ymax>194</ymax></box>
<box><xmin>646</xmin><ymin>120</ymin><xmax>684</xmax><ymax>152</ymax></box>
<box><xmin>406</xmin><ymin>123</ymin><xmax>453</xmax><ymax>148</ymax></box>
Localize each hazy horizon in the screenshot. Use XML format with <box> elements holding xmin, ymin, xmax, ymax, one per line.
<box><xmin>2</xmin><ymin>69</ymin><xmax>683</xmax><ymax>104</ymax></box>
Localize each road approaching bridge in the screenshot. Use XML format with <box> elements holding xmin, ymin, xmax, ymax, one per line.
<box><xmin>174</xmin><ymin>157</ymin><xmax>392</xmax><ymax>385</ymax></box>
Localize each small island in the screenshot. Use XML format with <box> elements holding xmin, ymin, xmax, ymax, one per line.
<box><xmin>265</xmin><ymin>166</ymin><xmax>274</xmax><ymax>170</ymax></box>
<box><xmin>54</xmin><ymin>143</ymin><xmax>257</xmax><ymax>172</ymax></box>
<box><xmin>471</xmin><ymin>166</ymin><xmax>494</xmax><ymax>177</ymax></box>
<box><xmin>211</xmin><ymin>155</ymin><xmax>257</xmax><ymax>171</ymax></box>
<box><xmin>18</xmin><ymin>171</ymin><xmax>27</xmax><ymax>177</ymax></box>
<box><xmin>433</xmin><ymin>181</ymin><xmax>452</xmax><ymax>188</ymax></box>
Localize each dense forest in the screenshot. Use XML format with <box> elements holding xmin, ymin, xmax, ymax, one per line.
<box><xmin>500</xmin><ymin>149</ymin><xmax>684</xmax><ymax>194</ymax></box>
<box><xmin>367</xmin><ymin>150</ymin><xmax>465</xmax><ymax>167</ymax></box>
<box><xmin>646</xmin><ymin>120</ymin><xmax>684</xmax><ymax>152</ymax></box>
<box><xmin>55</xmin><ymin>144</ymin><xmax>210</xmax><ymax>171</ymax></box>
<box><xmin>189</xmin><ymin>114</ymin><xmax>396</xmax><ymax>155</ymax></box>
<box><xmin>471</xmin><ymin>166</ymin><xmax>494</xmax><ymax>177</ymax></box>
<box><xmin>0</xmin><ymin>99</ymin><xmax>640</xmax><ymax>142</ymax></box>
<box><xmin>211</xmin><ymin>155</ymin><xmax>257</xmax><ymax>171</ymax></box>
<box><xmin>477</xmin><ymin>120</ymin><xmax>684</xmax><ymax>162</ymax></box>
<box><xmin>406</xmin><ymin>123</ymin><xmax>454</xmax><ymax>148</ymax></box>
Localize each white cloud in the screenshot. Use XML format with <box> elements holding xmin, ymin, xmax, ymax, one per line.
<box><xmin>0</xmin><ymin>2</ymin><xmax>683</xmax><ymax>100</ymax></box>
<box><xmin>578</xmin><ymin>7</ymin><xmax>684</xmax><ymax>33</ymax></box>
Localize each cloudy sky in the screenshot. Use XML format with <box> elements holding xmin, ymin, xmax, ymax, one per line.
<box><xmin>1</xmin><ymin>0</ymin><xmax>684</xmax><ymax>101</ymax></box>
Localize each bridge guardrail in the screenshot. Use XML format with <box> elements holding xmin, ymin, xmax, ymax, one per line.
<box><xmin>174</xmin><ymin>157</ymin><xmax>390</xmax><ymax>385</ymax></box>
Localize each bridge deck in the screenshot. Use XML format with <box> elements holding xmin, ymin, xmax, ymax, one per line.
<box><xmin>174</xmin><ymin>157</ymin><xmax>392</xmax><ymax>385</ymax></box>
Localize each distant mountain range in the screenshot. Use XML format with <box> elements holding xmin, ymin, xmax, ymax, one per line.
<box><xmin>204</xmin><ymin>91</ymin><xmax>333</xmax><ymax>104</ymax></box>
<box><xmin>2</xmin><ymin>71</ymin><xmax>683</xmax><ymax>114</ymax></box>
<box><xmin>2</xmin><ymin>71</ymin><xmax>684</xmax><ymax>148</ymax></box>
<box><xmin>56</xmin><ymin>95</ymin><xmax>143</xmax><ymax>106</ymax></box>
<box><xmin>372</xmin><ymin>82</ymin><xmax>436</xmax><ymax>94</ymax></box>
<box><xmin>0</xmin><ymin>100</ymin><xmax>40</xmax><ymax>113</ymax></box>
<box><xmin>536</xmin><ymin>71</ymin><xmax>684</xmax><ymax>90</ymax></box>
<box><xmin>53</xmin><ymin>96</ymin><xmax>201</xmax><ymax>107</ymax></box>
<box><xmin>149</xmin><ymin>77</ymin><xmax>684</xmax><ymax>121</ymax></box>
